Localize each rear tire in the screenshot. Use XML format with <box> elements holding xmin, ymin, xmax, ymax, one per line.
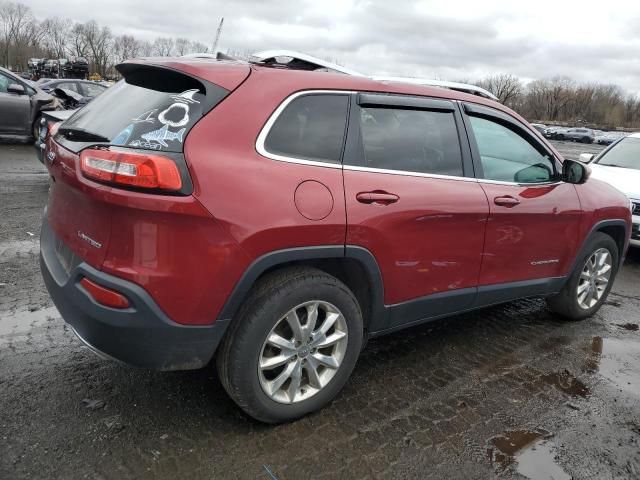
<box><xmin>217</xmin><ymin>267</ymin><xmax>363</xmax><ymax>423</ymax></box>
<box><xmin>547</xmin><ymin>232</ymin><xmax>619</xmax><ymax>320</ymax></box>
<box><xmin>556</xmin><ymin>134</ymin><xmax>565</xmax><ymax>141</ymax></box>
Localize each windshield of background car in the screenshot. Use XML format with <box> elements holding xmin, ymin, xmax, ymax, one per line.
<box><xmin>60</xmin><ymin>77</ymin><xmax>224</xmax><ymax>153</ymax></box>
<box><xmin>595</xmin><ymin>137</ymin><xmax>640</xmax><ymax>170</ymax></box>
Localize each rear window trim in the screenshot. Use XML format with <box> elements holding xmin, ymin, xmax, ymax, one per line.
<box><xmin>255</xmin><ymin>89</ymin><xmax>354</xmax><ymax>169</ymax></box>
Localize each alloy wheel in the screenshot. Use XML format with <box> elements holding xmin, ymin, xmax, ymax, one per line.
<box><xmin>577</xmin><ymin>248</ymin><xmax>612</xmax><ymax>309</ymax></box>
<box><xmin>258</xmin><ymin>300</ymin><xmax>348</xmax><ymax>404</ymax></box>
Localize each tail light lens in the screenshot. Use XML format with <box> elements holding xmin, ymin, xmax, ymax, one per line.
<box><xmin>80</xmin><ymin>277</ymin><xmax>130</xmax><ymax>309</ymax></box>
<box><xmin>80</xmin><ymin>148</ymin><xmax>182</xmax><ymax>191</ymax></box>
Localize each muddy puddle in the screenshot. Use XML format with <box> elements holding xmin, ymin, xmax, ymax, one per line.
<box><xmin>488</xmin><ymin>429</ymin><xmax>570</xmax><ymax>480</ymax></box>
<box><xmin>587</xmin><ymin>336</ymin><xmax>640</xmax><ymax>397</ymax></box>
<box><xmin>0</xmin><ymin>306</ymin><xmax>60</xmax><ymax>345</ymax></box>
<box><xmin>541</xmin><ymin>371</ymin><xmax>589</xmax><ymax>397</ymax></box>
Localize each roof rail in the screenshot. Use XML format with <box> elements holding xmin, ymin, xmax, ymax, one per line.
<box><xmin>181</xmin><ymin>49</ymin><xmax>499</xmax><ymax>101</ymax></box>
<box><xmin>371</xmin><ymin>76</ymin><xmax>498</xmax><ymax>101</ymax></box>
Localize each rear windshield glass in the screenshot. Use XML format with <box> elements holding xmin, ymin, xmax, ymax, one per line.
<box><xmin>61</xmin><ymin>76</ymin><xmax>221</xmax><ymax>153</ymax></box>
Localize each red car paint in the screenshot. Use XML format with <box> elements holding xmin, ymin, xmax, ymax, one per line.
<box><xmin>43</xmin><ymin>58</ymin><xmax>632</xmax><ymax>331</ymax></box>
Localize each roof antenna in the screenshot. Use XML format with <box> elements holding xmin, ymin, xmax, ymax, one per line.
<box><xmin>212</xmin><ymin>17</ymin><xmax>224</xmax><ymax>54</ymax></box>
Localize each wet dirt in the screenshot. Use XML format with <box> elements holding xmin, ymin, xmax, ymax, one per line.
<box><xmin>1</xmin><ymin>142</ymin><xmax>640</xmax><ymax>479</ymax></box>
<box><xmin>540</xmin><ymin>370</ymin><xmax>590</xmax><ymax>398</ymax></box>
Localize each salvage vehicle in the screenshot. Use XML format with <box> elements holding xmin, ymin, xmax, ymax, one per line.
<box><xmin>0</xmin><ymin>66</ymin><xmax>57</xmax><ymax>139</ymax></box>
<box><xmin>39</xmin><ymin>57</ymin><xmax>632</xmax><ymax>423</ymax></box>
<box><xmin>555</xmin><ymin>127</ymin><xmax>594</xmax><ymax>143</ymax></box>
<box><xmin>580</xmin><ymin>133</ymin><xmax>640</xmax><ymax>247</ymax></box>
<box><xmin>37</xmin><ymin>78</ymin><xmax>107</xmax><ymax>98</ymax></box>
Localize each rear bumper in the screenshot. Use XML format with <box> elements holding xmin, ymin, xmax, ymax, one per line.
<box><xmin>40</xmin><ymin>219</ymin><xmax>229</xmax><ymax>370</ymax></box>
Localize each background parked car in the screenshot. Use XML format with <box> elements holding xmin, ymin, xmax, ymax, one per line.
<box><xmin>0</xmin><ymin>66</ymin><xmax>56</xmax><ymax>139</ymax></box>
<box><xmin>580</xmin><ymin>133</ymin><xmax>640</xmax><ymax>246</ymax></box>
<box><xmin>597</xmin><ymin>131</ymin><xmax>627</xmax><ymax>145</ymax></box>
<box><xmin>543</xmin><ymin>126</ymin><xmax>565</xmax><ymax>139</ymax></box>
<box><xmin>37</xmin><ymin>79</ymin><xmax>108</xmax><ymax>99</ymax></box>
<box><xmin>530</xmin><ymin>123</ymin><xmax>547</xmax><ymax>134</ymax></box>
<box><xmin>555</xmin><ymin>127</ymin><xmax>594</xmax><ymax>143</ymax></box>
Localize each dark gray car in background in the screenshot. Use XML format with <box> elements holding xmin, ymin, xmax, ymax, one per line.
<box><xmin>0</xmin><ymin>66</ymin><xmax>56</xmax><ymax>139</ymax></box>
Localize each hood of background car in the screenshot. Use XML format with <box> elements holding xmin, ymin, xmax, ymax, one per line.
<box><xmin>589</xmin><ymin>164</ymin><xmax>640</xmax><ymax>200</ymax></box>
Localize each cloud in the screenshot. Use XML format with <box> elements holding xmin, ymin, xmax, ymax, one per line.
<box><xmin>26</xmin><ymin>0</ymin><xmax>640</xmax><ymax>93</ymax></box>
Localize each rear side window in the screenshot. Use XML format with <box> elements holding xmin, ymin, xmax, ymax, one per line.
<box><xmin>61</xmin><ymin>71</ymin><xmax>228</xmax><ymax>153</ymax></box>
<box><xmin>358</xmin><ymin>107</ymin><xmax>463</xmax><ymax>176</ymax></box>
<box><xmin>264</xmin><ymin>94</ymin><xmax>349</xmax><ymax>164</ymax></box>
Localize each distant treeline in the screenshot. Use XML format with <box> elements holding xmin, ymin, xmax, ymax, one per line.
<box><xmin>475</xmin><ymin>74</ymin><xmax>639</xmax><ymax>130</ymax></box>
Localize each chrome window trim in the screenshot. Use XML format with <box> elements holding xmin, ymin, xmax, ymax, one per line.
<box><xmin>255</xmin><ymin>89</ymin><xmax>354</xmax><ymax>168</ymax></box>
<box><xmin>478</xmin><ymin>178</ymin><xmax>563</xmax><ymax>187</ymax></box>
<box><xmin>343</xmin><ymin>165</ymin><xmax>477</xmax><ymax>182</ymax></box>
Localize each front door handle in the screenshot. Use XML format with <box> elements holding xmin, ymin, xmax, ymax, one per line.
<box><xmin>356</xmin><ymin>191</ymin><xmax>399</xmax><ymax>205</ymax></box>
<box><xmin>494</xmin><ymin>195</ymin><xmax>521</xmax><ymax>208</ymax></box>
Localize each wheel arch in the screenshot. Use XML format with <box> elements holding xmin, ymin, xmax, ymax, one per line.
<box><xmin>569</xmin><ymin>219</ymin><xmax>629</xmax><ymax>276</ymax></box>
<box><xmin>217</xmin><ymin>246</ymin><xmax>387</xmax><ymax>333</ymax></box>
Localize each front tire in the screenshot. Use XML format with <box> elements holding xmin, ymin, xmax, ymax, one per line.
<box><xmin>547</xmin><ymin>232</ymin><xmax>619</xmax><ymax>320</ymax></box>
<box><xmin>217</xmin><ymin>267</ymin><xmax>363</xmax><ymax>423</ymax></box>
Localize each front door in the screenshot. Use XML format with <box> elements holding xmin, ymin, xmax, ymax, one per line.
<box><xmin>343</xmin><ymin>94</ymin><xmax>489</xmax><ymax>329</ymax></box>
<box><xmin>0</xmin><ymin>72</ymin><xmax>31</xmax><ymax>135</ymax></box>
<box><xmin>462</xmin><ymin>103</ymin><xmax>582</xmax><ymax>289</ymax></box>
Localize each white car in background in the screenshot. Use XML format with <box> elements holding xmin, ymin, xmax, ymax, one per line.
<box><xmin>580</xmin><ymin>132</ymin><xmax>640</xmax><ymax>247</ymax></box>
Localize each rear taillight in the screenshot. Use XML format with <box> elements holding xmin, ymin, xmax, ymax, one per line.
<box><xmin>80</xmin><ymin>148</ymin><xmax>182</xmax><ymax>191</ymax></box>
<box><xmin>48</xmin><ymin>121</ymin><xmax>60</xmax><ymax>137</ymax></box>
<box><xmin>80</xmin><ymin>277</ymin><xmax>130</xmax><ymax>309</ymax></box>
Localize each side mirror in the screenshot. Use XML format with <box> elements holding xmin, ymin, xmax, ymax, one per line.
<box><xmin>7</xmin><ymin>83</ymin><xmax>26</xmax><ymax>95</ymax></box>
<box><xmin>579</xmin><ymin>153</ymin><xmax>595</xmax><ymax>163</ymax></box>
<box><xmin>563</xmin><ymin>159</ymin><xmax>591</xmax><ymax>184</ymax></box>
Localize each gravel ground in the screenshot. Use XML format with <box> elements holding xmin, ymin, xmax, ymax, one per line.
<box><xmin>1</xmin><ymin>140</ymin><xmax>639</xmax><ymax>480</ymax></box>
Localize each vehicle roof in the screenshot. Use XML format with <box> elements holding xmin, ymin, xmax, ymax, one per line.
<box><xmin>628</xmin><ymin>132</ymin><xmax>640</xmax><ymax>138</ymax></box>
<box><xmin>125</xmin><ymin>57</ymin><xmax>510</xmax><ymax>111</ymax></box>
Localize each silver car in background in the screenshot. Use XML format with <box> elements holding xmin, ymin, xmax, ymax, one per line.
<box><xmin>0</xmin><ymin>66</ymin><xmax>56</xmax><ymax>139</ymax></box>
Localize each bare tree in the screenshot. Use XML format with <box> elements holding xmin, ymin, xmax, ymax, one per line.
<box><xmin>68</xmin><ymin>23</ymin><xmax>89</xmax><ymax>57</ymax></box>
<box><xmin>82</xmin><ymin>20</ymin><xmax>112</xmax><ymax>76</ymax></box>
<box><xmin>477</xmin><ymin>74</ymin><xmax>523</xmax><ymax>108</ymax></box>
<box><xmin>0</xmin><ymin>1</ymin><xmax>35</xmax><ymax>68</ymax></box>
<box><xmin>40</xmin><ymin>17</ymin><xmax>69</xmax><ymax>59</ymax></box>
<box><xmin>152</xmin><ymin>37</ymin><xmax>174</xmax><ymax>56</ymax></box>
<box><xmin>174</xmin><ymin>37</ymin><xmax>190</xmax><ymax>56</ymax></box>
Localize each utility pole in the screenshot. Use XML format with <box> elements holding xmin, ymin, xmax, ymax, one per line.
<box><xmin>212</xmin><ymin>17</ymin><xmax>224</xmax><ymax>54</ymax></box>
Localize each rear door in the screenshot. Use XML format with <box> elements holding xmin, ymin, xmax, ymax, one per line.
<box><xmin>343</xmin><ymin>94</ymin><xmax>489</xmax><ymax>329</ymax></box>
<box><xmin>462</xmin><ymin>103</ymin><xmax>582</xmax><ymax>289</ymax></box>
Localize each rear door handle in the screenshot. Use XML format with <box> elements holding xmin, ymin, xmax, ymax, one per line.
<box><xmin>493</xmin><ymin>195</ymin><xmax>520</xmax><ymax>208</ymax></box>
<box><xmin>356</xmin><ymin>191</ymin><xmax>399</xmax><ymax>205</ymax></box>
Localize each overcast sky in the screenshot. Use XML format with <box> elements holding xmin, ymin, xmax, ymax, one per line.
<box><xmin>27</xmin><ymin>0</ymin><xmax>640</xmax><ymax>92</ymax></box>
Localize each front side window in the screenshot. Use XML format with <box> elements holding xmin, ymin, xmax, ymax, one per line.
<box><xmin>357</xmin><ymin>107</ymin><xmax>463</xmax><ymax>176</ymax></box>
<box><xmin>264</xmin><ymin>94</ymin><xmax>349</xmax><ymax>164</ymax></box>
<box><xmin>469</xmin><ymin>116</ymin><xmax>555</xmax><ymax>183</ymax></box>
<box><xmin>0</xmin><ymin>73</ymin><xmax>12</xmax><ymax>93</ymax></box>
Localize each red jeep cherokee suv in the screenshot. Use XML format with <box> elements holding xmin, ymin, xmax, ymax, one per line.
<box><xmin>40</xmin><ymin>58</ymin><xmax>632</xmax><ymax>423</ymax></box>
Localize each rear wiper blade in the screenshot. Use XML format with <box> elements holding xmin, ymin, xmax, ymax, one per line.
<box><xmin>58</xmin><ymin>127</ymin><xmax>109</xmax><ymax>142</ymax></box>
